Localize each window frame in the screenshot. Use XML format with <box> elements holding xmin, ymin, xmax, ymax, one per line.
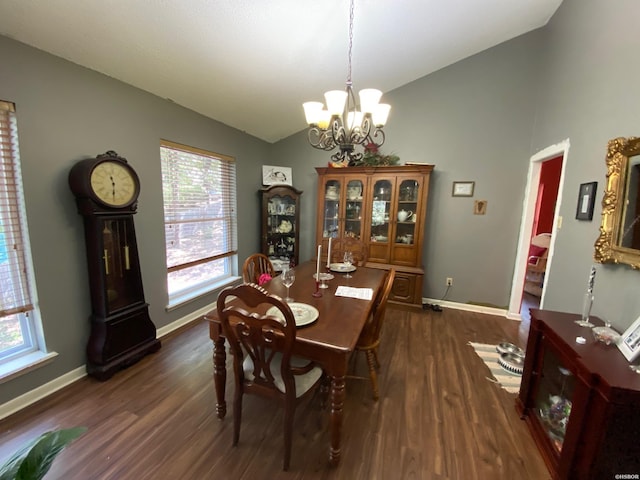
<box><xmin>160</xmin><ymin>140</ymin><xmax>239</xmax><ymax>309</ymax></box>
<box><xmin>0</xmin><ymin>100</ymin><xmax>52</xmax><ymax>381</ymax></box>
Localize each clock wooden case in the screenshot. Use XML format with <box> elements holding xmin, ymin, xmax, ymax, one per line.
<box><xmin>69</xmin><ymin>150</ymin><xmax>160</xmax><ymax>380</ymax></box>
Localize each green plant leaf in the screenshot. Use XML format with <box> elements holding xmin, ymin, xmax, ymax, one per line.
<box><xmin>0</xmin><ymin>427</ymin><xmax>87</xmax><ymax>480</ymax></box>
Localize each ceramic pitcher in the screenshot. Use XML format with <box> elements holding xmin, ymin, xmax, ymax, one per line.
<box><xmin>397</xmin><ymin>209</ymin><xmax>413</xmax><ymax>222</ymax></box>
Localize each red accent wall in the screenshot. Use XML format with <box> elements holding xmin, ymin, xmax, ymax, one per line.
<box><xmin>536</xmin><ymin>156</ymin><xmax>562</xmax><ymax>235</ymax></box>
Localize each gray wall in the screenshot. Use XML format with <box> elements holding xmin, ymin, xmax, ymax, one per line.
<box><xmin>0</xmin><ymin>35</ymin><xmax>269</xmax><ymax>404</ymax></box>
<box><xmin>528</xmin><ymin>0</ymin><xmax>640</xmax><ymax>329</ymax></box>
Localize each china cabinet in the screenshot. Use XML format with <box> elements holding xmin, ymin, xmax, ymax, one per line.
<box><xmin>517</xmin><ymin>309</ymin><xmax>640</xmax><ymax>479</ymax></box>
<box><xmin>260</xmin><ymin>185</ymin><xmax>302</xmax><ymax>271</ymax></box>
<box><xmin>315</xmin><ymin>165</ymin><xmax>433</xmax><ymax>306</ymax></box>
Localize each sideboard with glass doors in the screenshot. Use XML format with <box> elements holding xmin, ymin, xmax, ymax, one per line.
<box><xmin>315</xmin><ymin>165</ymin><xmax>434</xmax><ymax>306</ymax></box>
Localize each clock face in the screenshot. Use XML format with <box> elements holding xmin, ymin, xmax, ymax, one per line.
<box><xmin>90</xmin><ymin>161</ymin><xmax>138</xmax><ymax>207</ymax></box>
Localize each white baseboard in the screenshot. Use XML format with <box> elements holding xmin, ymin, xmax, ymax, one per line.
<box><xmin>0</xmin><ymin>302</ymin><xmax>217</xmax><ymax>422</ymax></box>
<box><xmin>422</xmin><ymin>297</ymin><xmax>516</xmax><ymax>319</ymax></box>
<box><xmin>156</xmin><ymin>301</ymin><xmax>216</xmax><ymax>338</ymax></box>
<box><xmin>0</xmin><ymin>366</ymin><xmax>87</xmax><ymax>421</ymax></box>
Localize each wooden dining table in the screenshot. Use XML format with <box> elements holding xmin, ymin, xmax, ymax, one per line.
<box><xmin>205</xmin><ymin>259</ymin><xmax>387</xmax><ymax>466</ymax></box>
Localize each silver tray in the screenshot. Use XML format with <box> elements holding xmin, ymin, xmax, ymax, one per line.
<box><xmin>498</xmin><ymin>352</ymin><xmax>524</xmax><ymax>376</ymax></box>
<box><xmin>496</xmin><ymin>342</ymin><xmax>524</xmax><ymax>357</ymax></box>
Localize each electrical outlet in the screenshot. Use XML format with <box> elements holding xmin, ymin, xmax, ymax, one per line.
<box><xmin>446</xmin><ymin>277</ymin><xmax>453</xmax><ymax>286</ymax></box>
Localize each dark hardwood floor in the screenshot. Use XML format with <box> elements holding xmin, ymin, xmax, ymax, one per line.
<box><xmin>0</xmin><ymin>306</ymin><xmax>550</xmax><ymax>479</ymax></box>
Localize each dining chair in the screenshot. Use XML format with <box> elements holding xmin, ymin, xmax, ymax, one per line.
<box><xmin>216</xmin><ymin>283</ymin><xmax>325</xmax><ymax>471</ymax></box>
<box><xmin>242</xmin><ymin>253</ymin><xmax>276</xmax><ymax>284</ymax></box>
<box><xmin>329</xmin><ymin>237</ymin><xmax>369</xmax><ymax>266</ymax></box>
<box><xmin>353</xmin><ymin>268</ymin><xmax>395</xmax><ymax>400</ymax></box>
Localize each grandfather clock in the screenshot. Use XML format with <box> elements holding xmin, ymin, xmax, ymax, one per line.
<box><xmin>69</xmin><ymin>150</ymin><xmax>160</xmax><ymax>380</ymax></box>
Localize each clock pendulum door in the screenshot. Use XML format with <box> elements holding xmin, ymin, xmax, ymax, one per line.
<box><xmin>84</xmin><ymin>215</ymin><xmax>160</xmax><ymax>380</ymax></box>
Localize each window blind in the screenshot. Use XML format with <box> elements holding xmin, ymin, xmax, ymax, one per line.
<box><xmin>0</xmin><ymin>101</ymin><xmax>34</xmax><ymax>318</ymax></box>
<box><xmin>160</xmin><ymin>140</ymin><xmax>237</xmax><ymax>274</ymax></box>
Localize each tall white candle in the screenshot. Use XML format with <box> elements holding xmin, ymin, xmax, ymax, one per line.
<box><xmin>327</xmin><ymin>237</ymin><xmax>332</xmax><ymax>268</ymax></box>
<box><xmin>316</xmin><ymin>245</ymin><xmax>322</xmax><ymax>279</ymax></box>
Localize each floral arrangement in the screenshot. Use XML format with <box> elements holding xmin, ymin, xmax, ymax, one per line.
<box><xmin>328</xmin><ymin>143</ymin><xmax>400</xmax><ymax>168</ymax></box>
<box><xmin>359</xmin><ymin>143</ymin><xmax>400</xmax><ymax>166</ymax></box>
<box><xmin>258</xmin><ymin>273</ymin><xmax>272</xmax><ymax>286</ymax></box>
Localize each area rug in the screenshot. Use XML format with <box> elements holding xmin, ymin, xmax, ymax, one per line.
<box><xmin>468</xmin><ymin>342</ymin><xmax>522</xmax><ymax>394</ymax></box>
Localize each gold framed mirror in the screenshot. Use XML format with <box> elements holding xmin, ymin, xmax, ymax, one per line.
<box><xmin>594</xmin><ymin>136</ymin><xmax>640</xmax><ymax>269</ymax></box>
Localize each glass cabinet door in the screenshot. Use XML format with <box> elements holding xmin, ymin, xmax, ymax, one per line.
<box><xmin>394</xmin><ymin>179</ymin><xmax>419</xmax><ymax>245</ymax></box>
<box><xmin>344</xmin><ymin>179</ymin><xmax>364</xmax><ymax>239</ymax></box>
<box><xmin>533</xmin><ymin>347</ymin><xmax>576</xmax><ymax>455</ymax></box>
<box><xmin>321</xmin><ymin>179</ymin><xmax>341</xmax><ymax>240</ymax></box>
<box><xmin>265</xmin><ymin>192</ymin><xmax>297</xmax><ymax>269</ymax></box>
<box><xmin>369</xmin><ymin>179</ymin><xmax>392</xmax><ymax>244</ymax></box>
<box><xmin>321</xmin><ymin>177</ymin><xmax>366</xmax><ymax>241</ymax></box>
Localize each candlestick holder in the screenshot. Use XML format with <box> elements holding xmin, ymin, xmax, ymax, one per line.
<box><xmin>575</xmin><ymin>292</ymin><xmax>595</xmax><ymax>327</ymax></box>
<box><xmin>312</xmin><ymin>280</ymin><xmax>322</xmax><ymax>297</ymax></box>
<box><xmin>313</xmin><ymin>272</ymin><xmax>334</xmax><ymax>289</ymax></box>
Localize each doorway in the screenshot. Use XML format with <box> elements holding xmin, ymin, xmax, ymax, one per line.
<box><xmin>507</xmin><ymin>140</ymin><xmax>570</xmax><ymax>320</ymax></box>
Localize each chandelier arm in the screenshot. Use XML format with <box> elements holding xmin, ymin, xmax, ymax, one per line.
<box><xmin>308</xmin><ymin>128</ymin><xmax>337</xmax><ymax>151</ymax></box>
<box><xmin>330</xmin><ymin>149</ymin><xmax>363</xmax><ymax>165</ymax></box>
<box><xmin>365</xmin><ymin>128</ymin><xmax>386</xmax><ymax>148</ymax></box>
<box><xmin>349</xmin><ymin>115</ymin><xmax>372</xmax><ymax>146</ymax></box>
<box><xmin>331</xmin><ymin>117</ymin><xmax>348</xmax><ymax>147</ymax></box>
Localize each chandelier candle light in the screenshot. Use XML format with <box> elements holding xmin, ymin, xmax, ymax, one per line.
<box><xmin>302</xmin><ymin>0</ymin><xmax>390</xmax><ymax>165</ymax></box>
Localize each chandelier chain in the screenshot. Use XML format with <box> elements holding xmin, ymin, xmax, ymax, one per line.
<box><xmin>347</xmin><ymin>0</ymin><xmax>354</xmax><ymax>85</ymax></box>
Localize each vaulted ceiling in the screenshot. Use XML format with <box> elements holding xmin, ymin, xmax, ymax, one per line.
<box><xmin>0</xmin><ymin>0</ymin><xmax>563</xmax><ymax>143</ymax></box>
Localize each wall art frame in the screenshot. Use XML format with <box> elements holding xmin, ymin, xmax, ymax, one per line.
<box><xmin>262</xmin><ymin>165</ymin><xmax>292</xmax><ymax>186</ymax></box>
<box><xmin>617</xmin><ymin>315</ymin><xmax>640</xmax><ymax>362</ymax></box>
<box><xmin>576</xmin><ymin>181</ymin><xmax>597</xmax><ymax>221</ymax></box>
<box><xmin>452</xmin><ymin>181</ymin><xmax>474</xmax><ymax>197</ymax></box>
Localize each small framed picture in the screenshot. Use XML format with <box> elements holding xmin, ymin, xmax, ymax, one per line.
<box><xmin>618</xmin><ymin>315</ymin><xmax>640</xmax><ymax>362</ymax></box>
<box><xmin>474</xmin><ymin>200</ymin><xmax>487</xmax><ymax>215</ymax></box>
<box><xmin>262</xmin><ymin>165</ymin><xmax>292</xmax><ymax>186</ymax></box>
<box><xmin>452</xmin><ymin>181</ymin><xmax>475</xmax><ymax>197</ymax></box>
<box><xmin>575</xmin><ymin>181</ymin><xmax>597</xmax><ymax>221</ymax></box>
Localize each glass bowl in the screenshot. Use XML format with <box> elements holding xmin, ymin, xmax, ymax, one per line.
<box><xmin>592</xmin><ymin>326</ymin><xmax>621</xmax><ymax>346</ymax></box>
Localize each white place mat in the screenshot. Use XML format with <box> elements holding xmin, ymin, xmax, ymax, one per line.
<box><xmin>334</xmin><ymin>286</ymin><xmax>374</xmax><ymax>300</ymax></box>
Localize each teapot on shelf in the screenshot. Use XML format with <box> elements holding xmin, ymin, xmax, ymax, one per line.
<box><xmin>397</xmin><ymin>209</ymin><xmax>413</xmax><ymax>222</ymax></box>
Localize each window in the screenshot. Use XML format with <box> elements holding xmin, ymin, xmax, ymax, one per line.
<box><xmin>0</xmin><ymin>100</ymin><xmax>48</xmax><ymax>376</ymax></box>
<box><xmin>160</xmin><ymin>140</ymin><xmax>238</xmax><ymax>307</ymax></box>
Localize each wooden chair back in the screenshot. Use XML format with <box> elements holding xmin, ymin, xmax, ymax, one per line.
<box><xmin>355</xmin><ymin>268</ymin><xmax>395</xmax><ymax>400</ymax></box>
<box><xmin>216</xmin><ymin>282</ymin><xmax>323</xmax><ymax>470</ymax></box>
<box><xmin>242</xmin><ymin>253</ymin><xmax>276</xmax><ymax>284</ymax></box>
<box><xmin>329</xmin><ymin>237</ymin><xmax>368</xmax><ymax>266</ymax></box>
<box><xmin>359</xmin><ymin>268</ymin><xmax>396</xmax><ymax>348</ymax></box>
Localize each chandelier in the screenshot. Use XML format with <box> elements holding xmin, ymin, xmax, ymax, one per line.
<box><xmin>302</xmin><ymin>0</ymin><xmax>390</xmax><ymax>165</ymax></box>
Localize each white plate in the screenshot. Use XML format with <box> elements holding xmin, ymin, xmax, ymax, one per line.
<box><xmin>266</xmin><ymin>303</ymin><xmax>319</xmax><ymax>327</ymax></box>
<box><xmin>329</xmin><ymin>263</ymin><xmax>357</xmax><ymax>273</ymax></box>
